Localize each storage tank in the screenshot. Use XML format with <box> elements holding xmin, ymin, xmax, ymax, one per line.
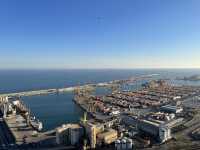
<box><xmin>169</xmin><ymin>113</ymin><xmax>175</xmax><ymax>120</ymax></box>
<box><xmin>69</xmin><ymin>125</ymin><xmax>83</xmax><ymax>146</ymax></box>
<box><xmin>70</xmin><ymin>128</ymin><xmax>80</xmax><ymax>145</ymax></box>
<box><xmin>121</xmin><ymin>139</ymin><xmax>126</xmax><ymax>150</ymax></box>
<box><xmin>115</xmin><ymin>140</ymin><xmax>121</xmax><ymax>150</ymax></box>
<box><xmin>126</xmin><ymin>138</ymin><xmax>133</xmax><ymax>149</ymax></box>
<box><xmin>165</xmin><ymin>115</ymin><xmax>170</xmax><ymax>121</ymax></box>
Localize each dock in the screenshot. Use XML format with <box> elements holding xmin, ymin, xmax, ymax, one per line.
<box><xmin>5</xmin><ymin>114</ymin><xmax>55</xmax><ymax>145</ymax></box>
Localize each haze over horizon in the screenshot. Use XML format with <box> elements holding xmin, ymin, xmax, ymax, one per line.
<box><xmin>0</xmin><ymin>0</ymin><xmax>200</xmax><ymax>69</ymax></box>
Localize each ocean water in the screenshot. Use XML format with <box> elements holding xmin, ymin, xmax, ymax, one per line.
<box><xmin>0</xmin><ymin>69</ymin><xmax>200</xmax><ymax>130</ymax></box>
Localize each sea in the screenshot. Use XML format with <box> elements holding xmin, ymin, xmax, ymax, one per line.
<box><xmin>0</xmin><ymin>69</ymin><xmax>200</xmax><ymax>131</ymax></box>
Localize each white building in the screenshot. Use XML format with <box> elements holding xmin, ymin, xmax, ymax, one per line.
<box><xmin>138</xmin><ymin>119</ymin><xmax>172</xmax><ymax>143</ymax></box>
<box><xmin>159</xmin><ymin>124</ymin><xmax>171</xmax><ymax>143</ymax></box>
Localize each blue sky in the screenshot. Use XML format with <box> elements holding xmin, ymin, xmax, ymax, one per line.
<box><xmin>0</xmin><ymin>0</ymin><xmax>199</xmax><ymax>69</ymax></box>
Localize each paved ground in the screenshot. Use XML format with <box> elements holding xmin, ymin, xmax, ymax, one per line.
<box><xmin>0</xmin><ymin>112</ymin><xmax>15</xmax><ymax>149</ymax></box>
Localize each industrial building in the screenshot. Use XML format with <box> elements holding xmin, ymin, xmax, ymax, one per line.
<box><xmin>161</xmin><ymin>105</ymin><xmax>183</xmax><ymax>114</ymax></box>
<box><xmin>80</xmin><ymin>118</ymin><xmax>119</xmax><ymax>149</ymax></box>
<box><xmin>115</xmin><ymin>138</ymin><xmax>133</xmax><ymax>150</ymax></box>
<box><xmin>85</xmin><ymin>122</ymin><xmax>97</xmax><ymax>149</ymax></box>
<box><xmin>56</xmin><ymin>124</ymin><xmax>83</xmax><ymax>146</ymax></box>
<box><xmin>138</xmin><ymin>119</ymin><xmax>172</xmax><ymax>143</ymax></box>
<box><xmin>0</xmin><ymin>96</ymin><xmax>9</xmax><ymax>118</ymax></box>
<box><xmin>122</xmin><ymin>116</ymin><xmax>172</xmax><ymax>143</ymax></box>
<box><xmin>97</xmin><ymin>129</ymin><xmax>118</xmax><ymax>145</ymax></box>
<box><xmin>83</xmin><ymin>120</ymin><xmax>105</xmax><ymax>149</ymax></box>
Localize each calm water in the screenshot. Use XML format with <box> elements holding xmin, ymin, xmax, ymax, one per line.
<box><xmin>22</xmin><ymin>93</ymin><xmax>83</xmax><ymax>131</ymax></box>
<box><xmin>0</xmin><ymin>69</ymin><xmax>200</xmax><ymax>130</ymax></box>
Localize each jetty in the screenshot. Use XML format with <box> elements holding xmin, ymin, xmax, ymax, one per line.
<box><xmin>0</xmin><ymin>74</ymin><xmax>158</xmax><ymax>97</ymax></box>
<box><xmin>0</xmin><ymin>86</ymin><xmax>90</xmax><ymax>97</ymax></box>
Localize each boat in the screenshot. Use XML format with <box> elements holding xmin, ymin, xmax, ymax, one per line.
<box><xmin>30</xmin><ymin>117</ymin><xmax>43</xmax><ymax>131</ymax></box>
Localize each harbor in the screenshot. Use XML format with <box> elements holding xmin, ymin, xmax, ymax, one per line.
<box><xmin>1</xmin><ymin>74</ymin><xmax>200</xmax><ymax>149</ymax></box>
<box><xmin>0</xmin><ymin>75</ymin><xmax>156</xmax><ymax>149</ymax></box>
<box><xmin>1</xmin><ymin>0</ymin><xmax>200</xmax><ymax>148</ymax></box>
<box><xmin>71</xmin><ymin>79</ymin><xmax>200</xmax><ymax>149</ymax></box>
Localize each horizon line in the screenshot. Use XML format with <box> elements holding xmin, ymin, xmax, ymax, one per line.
<box><xmin>0</xmin><ymin>67</ymin><xmax>199</xmax><ymax>70</ymax></box>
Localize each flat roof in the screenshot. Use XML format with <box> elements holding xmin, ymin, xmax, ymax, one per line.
<box><xmin>141</xmin><ymin>119</ymin><xmax>160</xmax><ymax>127</ymax></box>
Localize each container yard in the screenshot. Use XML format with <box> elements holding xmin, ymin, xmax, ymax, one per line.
<box><xmin>1</xmin><ymin>77</ymin><xmax>200</xmax><ymax>149</ymax></box>
<box><xmin>73</xmin><ymin>79</ymin><xmax>200</xmax><ymax>149</ymax></box>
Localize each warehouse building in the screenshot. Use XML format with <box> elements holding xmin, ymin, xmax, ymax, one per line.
<box><xmin>161</xmin><ymin>105</ymin><xmax>183</xmax><ymax>113</ymax></box>
<box><xmin>122</xmin><ymin>116</ymin><xmax>172</xmax><ymax>143</ymax></box>
<box><xmin>138</xmin><ymin>119</ymin><xmax>171</xmax><ymax>143</ymax></box>
<box><xmin>97</xmin><ymin>129</ymin><xmax>118</xmax><ymax>145</ymax></box>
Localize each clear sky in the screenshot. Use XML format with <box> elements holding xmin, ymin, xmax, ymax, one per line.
<box><xmin>0</xmin><ymin>0</ymin><xmax>199</xmax><ymax>69</ymax></box>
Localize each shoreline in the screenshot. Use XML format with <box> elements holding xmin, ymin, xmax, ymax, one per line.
<box><xmin>0</xmin><ymin>74</ymin><xmax>159</xmax><ymax>98</ymax></box>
